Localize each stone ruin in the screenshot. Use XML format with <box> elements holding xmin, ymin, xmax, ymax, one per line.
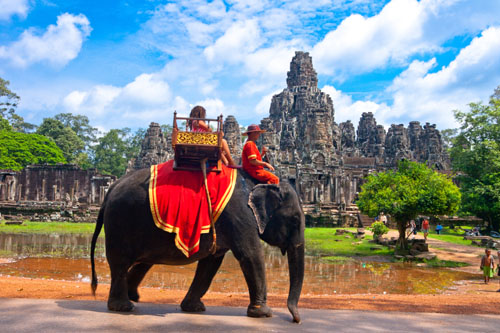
<box><xmin>125</xmin><ymin>51</ymin><xmax>451</xmax><ymax>226</ymax></box>
<box><xmin>0</xmin><ymin>51</ymin><xmax>451</xmax><ymax>226</ymax></box>
<box><xmin>0</xmin><ymin>164</ymin><xmax>115</xmax><ymax>222</ymax></box>
<box><xmin>255</xmin><ymin>51</ymin><xmax>450</xmax><ymax>224</ymax></box>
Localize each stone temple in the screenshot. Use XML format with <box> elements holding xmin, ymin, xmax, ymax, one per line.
<box><xmin>126</xmin><ymin>51</ymin><xmax>450</xmax><ymax>225</ymax></box>
<box><xmin>0</xmin><ymin>51</ymin><xmax>450</xmax><ymax>225</ymax></box>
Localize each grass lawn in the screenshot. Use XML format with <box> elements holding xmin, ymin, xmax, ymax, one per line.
<box><xmin>427</xmin><ymin>225</ymin><xmax>475</xmax><ymax>246</ymax></box>
<box><xmin>0</xmin><ymin>221</ymin><xmax>98</xmax><ymax>234</ymax></box>
<box><xmin>305</xmin><ymin>227</ymin><xmax>393</xmax><ymax>258</ymax></box>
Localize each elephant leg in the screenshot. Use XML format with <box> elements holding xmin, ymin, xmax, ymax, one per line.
<box><xmin>231</xmin><ymin>243</ymin><xmax>272</xmax><ymax>318</ymax></box>
<box><xmin>107</xmin><ymin>257</ymin><xmax>135</xmax><ymax>312</ymax></box>
<box><xmin>127</xmin><ymin>263</ymin><xmax>153</xmax><ymax>302</ymax></box>
<box><xmin>181</xmin><ymin>254</ymin><xmax>225</xmax><ymax>312</ymax></box>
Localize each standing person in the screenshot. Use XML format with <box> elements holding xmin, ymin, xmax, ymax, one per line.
<box><xmin>188</xmin><ymin>105</ymin><xmax>236</xmax><ymax>167</ymax></box>
<box><xmin>408</xmin><ymin>219</ymin><xmax>417</xmax><ymax>240</ymax></box>
<box><xmin>435</xmin><ymin>222</ymin><xmax>443</xmax><ymax>235</ymax></box>
<box><xmin>480</xmin><ymin>249</ymin><xmax>495</xmax><ymax>284</ymax></box>
<box><xmin>241</xmin><ymin>124</ymin><xmax>279</xmax><ymax>184</ymax></box>
<box><xmin>497</xmin><ymin>250</ymin><xmax>500</xmax><ymax>292</ymax></box>
<box><xmin>422</xmin><ymin>218</ymin><xmax>430</xmax><ymax>241</ymax></box>
<box><xmin>379</xmin><ymin>212</ymin><xmax>388</xmax><ymax>226</ymax></box>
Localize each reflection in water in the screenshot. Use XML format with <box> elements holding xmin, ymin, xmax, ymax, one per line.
<box><xmin>0</xmin><ymin>233</ymin><xmax>477</xmax><ymax>295</ymax></box>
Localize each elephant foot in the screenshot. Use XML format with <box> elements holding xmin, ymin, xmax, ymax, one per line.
<box><xmin>247</xmin><ymin>304</ymin><xmax>272</xmax><ymax>318</ymax></box>
<box><xmin>180</xmin><ymin>298</ymin><xmax>206</xmax><ymax>312</ymax></box>
<box><xmin>128</xmin><ymin>289</ymin><xmax>139</xmax><ymax>302</ymax></box>
<box><xmin>108</xmin><ymin>299</ymin><xmax>135</xmax><ymax>312</ymax></box>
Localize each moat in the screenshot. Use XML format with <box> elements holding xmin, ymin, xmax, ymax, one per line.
<box><xmin>0</xmin><ymin>233</ymin><xmax>478</xmax><ymax>295</ymax></box>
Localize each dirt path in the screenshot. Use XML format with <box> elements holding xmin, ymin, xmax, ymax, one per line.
<box><xmin>1</xmin><ymin>230</ymin><xmax>500</xmax><ymax>314</ymax></box>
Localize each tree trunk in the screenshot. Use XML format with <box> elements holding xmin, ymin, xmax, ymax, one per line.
<box><xmin>395</xmin><ymin>219</ymin><xmax>408</xmax><ymax>252</ymax></box>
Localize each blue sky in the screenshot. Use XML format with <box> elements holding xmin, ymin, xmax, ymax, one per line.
<box><xmin>1</xmin><ymin>0</ymin><xmax>500</xmax><ymax>133</ymax></box>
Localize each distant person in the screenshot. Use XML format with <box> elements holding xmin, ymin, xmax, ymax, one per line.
<box><xmin>422</xmin><ymin>218</ymin><xmax>430</xmax><ymax>241</ymax></box>
<box><xmin>480</xmin><ymin>249</ymin><xmax>495</xmax><ymax>284</ymax></box>
<box><xmin>241</xmin><ymin>124</ymin><xmax>279</xmax><ymax>184</ymax></box>
<box><xmin>379</xmin><ymin>212</ymin><xmax>388</xmax><ymax>226</ymax></box>
<box><xmin>435</xmin><ymin>223</ymin><xmax>443</xmax><ymax>235</ymax></box>
<box><xmin>409</xmin><ymin>219</ymin><xmax>417</xmax><ymax>240</ymax></box>
<box><xmin>497</xmin><ymin>250</ymin><xmax>500</xmax><ymax>292</ymax></box>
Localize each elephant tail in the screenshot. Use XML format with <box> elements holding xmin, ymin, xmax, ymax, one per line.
<box><xmin>90</xmin><ymin>204</ymin><xmax>105</xmax><ymax>296</ymax></box>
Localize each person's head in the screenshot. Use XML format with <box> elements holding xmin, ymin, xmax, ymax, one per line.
<box><xmin>243</xmin><ymin>124</ymin><xmax>266</xmax><ymax>141</ymax></box>
<box><xmin>190</xmin><ymin>105</ymin><xmax>206</xmax><ymax>119</ymax></box>
<box><xmin>486</xmin><ymin>249</ymin><xmax>491</xmax><ymax>255</ymax></box>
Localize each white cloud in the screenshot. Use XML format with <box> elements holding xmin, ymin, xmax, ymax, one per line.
<box><xmin>0</xmin><ymin>0</ymin><xmax>30</xmax><ymax>21</ymax></box>
<box><xmin>204</xmin><ymin>19</ymin><xmax>262</xmax><ymax>64</ymax></box>
<box><xmin>60</xmin><ymin>74</ymin><xmax>185</xmax><ymax>129</ymax></box>
<box><xmin>322</xmin><ymin>85</ymin><xmax>390</xmax><ymax>126</ymax></box>
<box><xmin>312</xmin><ymin>0</ymin><xmax>433</xmax><ymax>78</ymax></box>
<box><xmin>255</xmin><ymin>90</ymin><xmax>280</xmax><ymax>115</ymax></box>
<box><xmin>121</xmin><ymin>74</ymin><xmax>172</xmax><ymax>105</ymax></box>
<box><xmin>387</xmin><ymin>26</ymin><xmax>500</xmax><ymax>129</ymax></box>
<box><xmin>63</xmin><ymin>85</ymin><xmax>121</xmax><ymax>116</ymax></box>
<box><xmin>193</xmin><ymin>98</ymin><xmax>226</xmax><ymax>118</ymax></box>
<box><xmin>0</xmin><ymin>13</ymin><xmax>91</xmax><ymax>68</ymax></box>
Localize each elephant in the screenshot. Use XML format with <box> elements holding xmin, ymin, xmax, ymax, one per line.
<box><xmin>90</xmin><ymin>167</ymin><xmax>305</xmax><ymax>323</ymax></box>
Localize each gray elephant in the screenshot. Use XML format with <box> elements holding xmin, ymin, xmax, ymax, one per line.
<box><xmin>90</xmin><ymin>168</ymin><xmax>305</xmax><ymax>323</ymax></box>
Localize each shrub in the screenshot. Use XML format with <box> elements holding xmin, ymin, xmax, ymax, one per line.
<box><xmin>370</xmin><ymin>221</ymin><xmax>389</xmax><ymax>239</ymax></box>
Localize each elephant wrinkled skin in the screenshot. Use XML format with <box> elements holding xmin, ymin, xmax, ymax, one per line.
<box><xmin>90</xmin><ymin>168</ymin><xmax>305</xmax><ymax>323</ymax></box>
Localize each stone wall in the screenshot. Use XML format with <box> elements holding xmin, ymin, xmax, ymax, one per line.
<box><xmin>0</xmin><ymin>165</ymin><xmax>115</xmax><ymax>221</ymax></box>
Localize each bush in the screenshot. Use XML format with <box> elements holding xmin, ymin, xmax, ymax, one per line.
<box><xmin>370</xmin><ymin>221</ymin><xmax>389</xmax><ymax>239</ymax></box>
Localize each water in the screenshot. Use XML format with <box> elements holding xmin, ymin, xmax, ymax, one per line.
<box><xmin>0</xmin><ymin>233</ymin><xmax>477</xmax><ymax>295</ymax></box>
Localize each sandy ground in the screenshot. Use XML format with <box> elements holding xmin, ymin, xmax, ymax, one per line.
<box><xmin>1</xmin><ymin>231</ymin><xmax>500</xmax><ymax>314</ymax></box>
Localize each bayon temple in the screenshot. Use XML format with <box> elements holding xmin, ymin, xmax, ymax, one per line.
<box><xmin>1</xmin><ymin>51</ymin><xmax>450</xmax><ymax>225</ymax></box>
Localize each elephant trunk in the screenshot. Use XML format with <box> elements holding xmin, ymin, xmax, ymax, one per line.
<box><xmin>286</xmin><ymin>243</ymin><xmax>304</xmax><ymax>323</ymax></box>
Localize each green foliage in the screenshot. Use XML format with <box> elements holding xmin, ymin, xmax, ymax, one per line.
<box><xmin>0</xmin><ymin>77</ymin><xmax>35</xmax><ymax>133</ymax></box>
<box><xmin>369</xmin><ymin>221</ymin><xmax>389</xmax><ymax>239</ymax></box>
<box><xmin>0</xmin><ymin>117</ymin><xmax>12</xmax><ymax>131</ymax></box>
<box><xmin>450</xmin><ymin>93</ymin><xmax>500</xmax><ymax>231</ymax></box>
<box><xmin>54</xmin><ymin>113</ymin><xmax>98</xmax><ymax>149</ymax></box>
<box><xmin>125</xmin><ymin>127</ymin><xmax>146</xmax><ymax>161</ymax></box>
<box><xmin>357</xmin><ymin>160</ymin><xmax>461</xmax><ymax>249</ymax></box>
<box><xmin>0</xmin><ymin>130</ymin><xmax>66</xmax><ymax>170</ymax></box>
<box><xmin>0</xmin><ymin>77</ymin><xmax>19</xmax><ymax>119</ymax></box>
<box><xmin>93</xmin><ymin>129</ymin><xmax>130</xmax><ymax>177</ymax></box>
<box><xmin>36</xmin><ymin>118</ymin><xmax>85</xmax><ymax>164</ymax></box>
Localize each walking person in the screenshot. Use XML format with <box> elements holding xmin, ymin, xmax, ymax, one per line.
<box><xmin>422</xmin><ymin>218</ymin><xmax>430</xmax><ymax>241</ymax></box>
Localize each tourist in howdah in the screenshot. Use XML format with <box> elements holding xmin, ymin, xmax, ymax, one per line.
<box><xmin>188</xmin><ymin>105</ymin><xmax>237</xmax><ymax>167</ymax></box>
<box><xmin>480</xmin><ymin>249</ymin><xmax>495</xmax><ymax>284</ymax></box>
<box><xmin>241</xmin><ymin>124</ymin><xmax>279</xmax><ymax>184</ymax></box>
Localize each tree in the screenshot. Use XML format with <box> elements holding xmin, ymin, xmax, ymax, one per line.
<box><xmin>36</xmin><ymin>118</ymin><xmax>85</xmax><ymax>164</ymax></box>
<box><xmin>54</xmin><ymin>113</ymin><xmax>98</xmax><ymax>149</ymax></box>
<box><xmin>357</xmin><ymin>160</ymin><xmax>461</xmax><ymax>251</ymax></box>
<box><xmin>93</xmin><ymin>129</ymin><xmax>130</xmax><ymax>177</ymax></box>
<box><xmin>450</xmin><ymin>92</ymin><xmax>500</xmax><ymax>231</ymax></box>
<box><xmin>0</xmin><ymin>130</ymin><xmax>66</xmax><ymax>170</ymax></box>
<box><xmin>125</xmin><ymin>127</ymin><xmax>146</xmax><ymax>161</ymax></box>
<box><xmin>0</xmin><ymin>78</ymin><xmax>19</xmax><ymax>120</ymax></box>
<box><xmin>0</xmin><ymin>77</ymin><xmax>35</xmax><ymax>133</ymax></box>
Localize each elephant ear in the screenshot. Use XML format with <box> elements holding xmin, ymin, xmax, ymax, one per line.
<box><xmin>248</xmin><ymin>184</ymin><xmax>282</xmax><ymax>234</ymax></box>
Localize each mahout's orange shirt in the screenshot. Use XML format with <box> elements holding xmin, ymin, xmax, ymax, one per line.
<box><xmin>242</xmin><ymin>141</ymin><xmax>263</xmax><ymax>175</ymax></box>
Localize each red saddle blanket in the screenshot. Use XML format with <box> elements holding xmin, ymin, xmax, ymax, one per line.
<box><xmin>149</xmin><ymin>160</ymin><xmax>237</xmax><ymax>257</ymax></box>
